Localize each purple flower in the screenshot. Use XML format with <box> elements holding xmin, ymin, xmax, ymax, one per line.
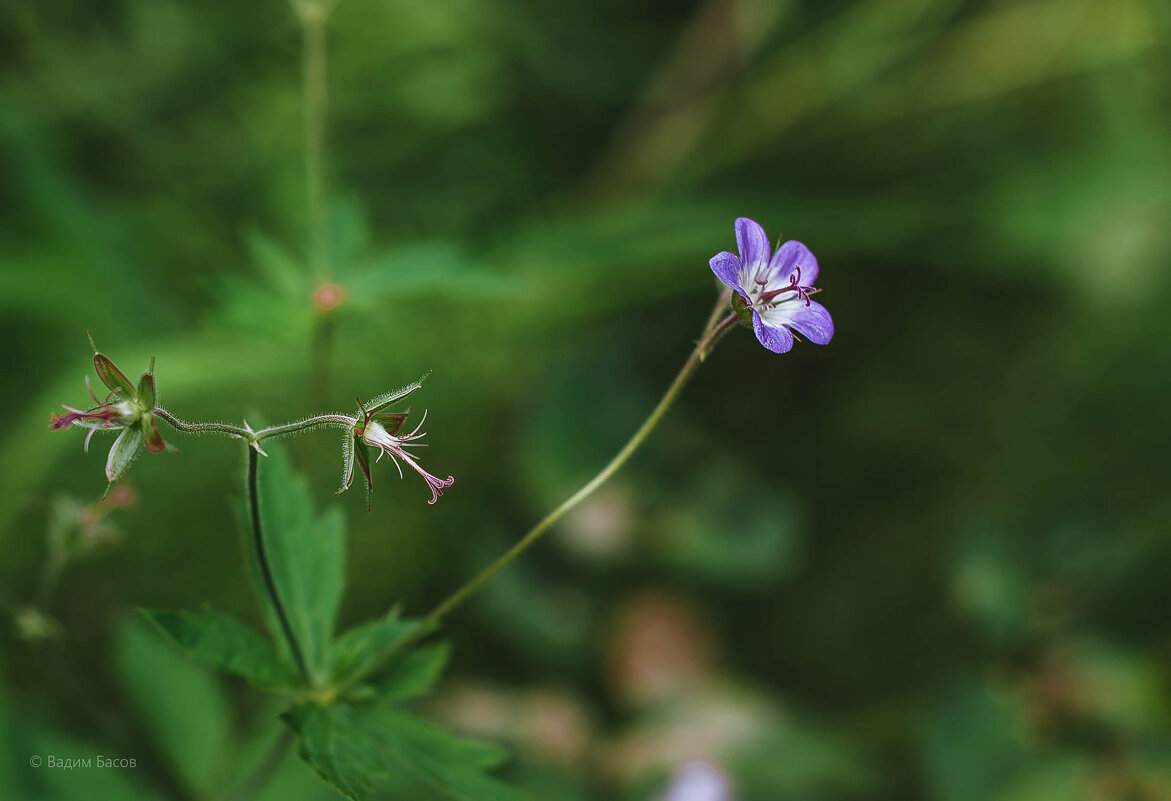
<box><xmin>709</xmin><ymin>217</ymin><xmax>834</xmax><ymax>354</ymax></box>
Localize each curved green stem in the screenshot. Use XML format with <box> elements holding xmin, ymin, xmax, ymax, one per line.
<box><xmin>425</xmin><ymin>317</ymin><xmax>738</xmax><ymax>626</ymax></box>
<box><xmin>247</xmin><ymin>448</ymin><xmax>312</xmax><ymax>686</ymax></box>
<box><xmin>341</xmin><ymin>299</ymin><xmax>741</xmax><ymax>691</ymax></box>
<box><xmin>155</xmin><ymin>409</ymin><xmax>355</xmax><ymax>446</ymax></box>
<box><xmin>254</xmin><ymin>415</ymin><xmax>354</xmax><ymax>441</ymax></box>
<box><xmin>152</xmin><ymin>410</ymin><xmax>250</xmax><ymax>439</ymax></box>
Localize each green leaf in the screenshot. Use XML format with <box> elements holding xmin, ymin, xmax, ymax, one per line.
<box><xmin>286</xmin><ymin>704</ymin><xmax>523</xmax><ymax>801</ymax></box>
<box><xmin>116</xmin><ymin>615</ymin><xmax>232</xmax><ymax>797</ymax></box>
<box><xmin>244</xmin><ymin>229</ymin><xmax>309</xmax><ymax>297</ymax></box>
<box><xmin>329</xmin><ymin>610</ymin><xmax>417</xmax><ymax>687</ymax></box>
<box><xmin>142</xmin><ymin>606</ymin><xmax>299</xmax><ymax>690</ymax></box>
<box><xmin>373</xmin><ymin>642</ymin><xmax>450</xmax><ymax>703</ymax></box>
<box><xmin>368</xmin><ymin>711</ymin><xmax>522</xmax><ymax>801</ymax></box>
<box><xmin>93</xmin><ymin>352</ymin><xmax>137</xmax><ymax>399</ymax></box>
<box><xmin>286</xmin><ymin>704</ymin><xmax>386</xmax><ymax>801</ymax></box>
<box><xmin>251</xmin><ymin>440</ymin><xmax>346</xmax><ymax>685</ymax></box>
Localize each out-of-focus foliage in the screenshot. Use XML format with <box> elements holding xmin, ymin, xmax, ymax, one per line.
<box><xmin>3</xmin><ymin>0</ymin><xmax>1171</xmax><ymax>798</ymax></box>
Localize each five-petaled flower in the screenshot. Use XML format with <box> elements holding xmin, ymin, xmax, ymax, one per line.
<box><xmin>337</xmin><ymin>376</ymin><xmax>454</xmax><ymax>507</ymax></box>
<box><xmin>50</xmin><ymin>340</ymin><xmax>171</xmax><ymax>491</ymax></box>
<box><xmin>710</xmin><ymin>217</ymin><xmax>834</xmax><ymax>354</ymax></box>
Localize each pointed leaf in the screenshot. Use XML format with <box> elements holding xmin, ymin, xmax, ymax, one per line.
<box><xmin>245</xmin><ymin>229</ymin><xmax>309</xmax><ymax>296</ymax></box>
<box><xmin>105</xmin><ymin>426</ymin><xmax>144</xmax><ymax>484</ymax></box>
<box><xmin>137</xmin><ymin>370</ymin><xmax>156</xmax><ymax>409</ymax></box>
<box><xmin>368</xmin><ymin>711</ymin><xmax>523</xmax><ymax>801</ymax></box>
<box><xmin>373</xmin><ymin>642</ymin><xmax>450</xmax><ymax>704</ymax></box>
<box><xmin>286</xmin><ymin>704</ymin><xmax>523</xmax><ymax>801</ymax></box>
<box><xmin>94</xmin><ymin>353</ymin><xmax>137</xmax><ymax>399</ymax></box>
<box><xmin>285</xmin><ymin>704</ymin><xmax>385</xmax><ymax>801</ymax></box>
<box><xmin>330</xmin><ymin>611</ymin><xmax>417</xmax><ymax>687</ymax></box>
<box><xmin>251</xmin><ymin>441</ymin><xmax>346</xmax><ymax>684</ymax></box>
<box><xmin>142</xmin><ymin>606</ymin><xmax>299</xmax><ymax>690</ymax></box>
<box><xmin>116</xmin><ymin>615</ymin><xmax>231</xmax><ymax>798</ymax></box>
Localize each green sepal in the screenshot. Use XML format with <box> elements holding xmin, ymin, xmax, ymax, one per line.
<box><xmin>336</xmin><ymin>429</ymin><xmax>357</xmax><ymax>495</ymax></box>
<box><xmin>363</xmin><ymin>372</ymin><xmax>430</xmax><ymax>415</ymax></box>
<box><xmin>94</xmin><ymin>352</ymin><xmax>138</xmax><ymax>400</ymax></box>
<box><xmin>731</xmin><ymin>291</ymin><xmax>754</xmax><ymax>326</ymax></box>
<box><xmin>105</xmin><ymin>426</ymin><xmax>144</xmax><ymax>486</ymax></box>
<box><xmin>374</xmin><ymin>413</ymin><xmax>408</xmax><ymax>435</ymax></box>
<box><xmin>137</xmin><ymin>370</ymin><xmax>157</xmax><ymax>409</ymax></box>
<box><xmin>142</xmin><ymin>414</ymin><xmax>167</xmax><ymax>453</ymax></box>
<box><xmin>355</xmin><ymin>439</ymin><xmax>373</xmax><ymax>510</ymax></box>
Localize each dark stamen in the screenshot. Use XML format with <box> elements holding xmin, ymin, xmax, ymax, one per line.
<box><xmin>757</xmin><ymin>264</ymin><xmax>815</xmax><ymax>307</ymax></box>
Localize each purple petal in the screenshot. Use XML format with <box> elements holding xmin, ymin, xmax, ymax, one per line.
<box><xmin>709</xmin><ymin>251</ymin><xmax>748</xmax><ymax>298</ymax></box>
<box><xmin>751</xmin><ymin>310</ymin><xmax>794</xmax><ymax>354</ymax></box>
<box><xmin>768</xmin><ymin>240</ymin><xmax>819</xmax><ymax>287</ymax></box>
<box><xmin>762</xmin><ymin>299</ymin><xmax>834</xmax><ymax>345</ymax></box>
<box><xmin>735</xmin><ymin>218</ymin><xmax>770</xmax><ymax>275</ymax></box>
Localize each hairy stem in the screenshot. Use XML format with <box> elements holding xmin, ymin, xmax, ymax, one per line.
<box><xmin>155</xmin><ymin>408</ymin><xmax>355</xmax><ymax>445</ymax></box>
<box><xmin>343</xmin><ymin>297</ymin><xmax>740</xmax><ymax>690</ymax></box>
<box><xmin>247</xmin><ymin>448</ymin><xmax>312</xmax><ymax>686</ymax></box>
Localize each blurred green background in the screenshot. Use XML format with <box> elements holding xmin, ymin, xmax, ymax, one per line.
<box><xmin>3</xmin><ymin>0</ymin><xmax>1171</xmax><ymax>798</ymax></box>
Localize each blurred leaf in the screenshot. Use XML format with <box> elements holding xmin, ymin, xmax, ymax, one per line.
<box><xmin>365</xmin><ymin>709</ymin><xmax>521</xmax><ymax>800</ymax></box>
<box><xmin>923</xmin><ymin>682</ymin><xmax>1037</xmax><ymax>801</ymax></box>
<box><xmin>285</xmin><ymin>703</ymin><xmax>522</xmax><ymax>801</ymax></box>
<box><xmin>142</xmin><ymin>605</ymin><xmax>299</xmax><ymax>691</ymax></box>
<box><xmin>286</xmin><ymin>704</ymin><xmax>386</xmax><ymax>801</ymax></box>
<box><xmin>998</xmin><ymin>758</ymin><xmax>1091</xmax><ymax>801</ymax></box>
<box><xmin>329</xmin><ymin>610</ymin><xmax>417</xmax><ymax>687</ymax></box>
<box><xmin>251</xmin><ymin>440</ymin><xmax>347</xmax><ymax>685</ymax></box>
<box><xmin>115</xmin><ymin>614</ymin><xmax>232</xmax><ymax>797</ymax></box>
<box><xmin>371</xmin><ymin>642</ymin><xmax>450</xmax><ymax>703</ymax></box>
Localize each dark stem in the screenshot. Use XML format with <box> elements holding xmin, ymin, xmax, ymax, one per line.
<box><xmin>247</xmin><ymin>447</ymin><xmax>312</xmax><ymax>685</ymax></box>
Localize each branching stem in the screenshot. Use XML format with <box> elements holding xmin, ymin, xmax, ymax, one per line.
<box><xmin>340</xmin><ymin>294</ymin><xmax>740</xmax><ymax>691</ymax></box>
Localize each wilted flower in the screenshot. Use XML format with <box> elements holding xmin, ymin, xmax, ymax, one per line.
<box><xmin>337</xmin><ymin>376</ymin><xmax>454</xmax><ymax>507</ymax></box>
<box><xmin>50</xmin><ymin>339</ymin><xmax>170</xmax><ymax>490</ymax></box>
<box><xmin>709</xmin><ymin>217</ymin><xmax>834</xmax><ymax>354</ymax></box>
